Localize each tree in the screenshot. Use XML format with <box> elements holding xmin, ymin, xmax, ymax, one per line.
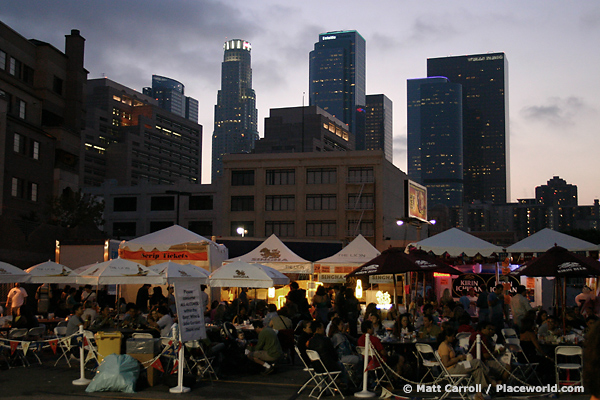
<box><xmin>50</xmin><ymin>188</ymin><xmax>105</xmax><ymax>228</ymax></box>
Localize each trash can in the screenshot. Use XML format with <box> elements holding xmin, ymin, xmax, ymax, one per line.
<box><xmin>95</xmin><ymin>331</ymin><xmax>123</xmax><ymax>362</ymax></box>
<box><xmin>126</xmin><ymin>338</ymin><xmax>161</xmax><ymax>386</ymax></box>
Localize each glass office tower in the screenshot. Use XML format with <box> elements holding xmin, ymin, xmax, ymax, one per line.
<box><xmin>143</xmin><ymin>75</ymin><xmax>199</xmax><ymax>122</ymax></box>
<box><xmin>365</xmin><ymin>94</ymin><xmax>393</xmax><ymax>162</ymax></box>
<box><xmin>407</xmin><ymin>77</ymin><xmax>463</xmax><ymax>207</ymax></box>
<box><xmin>427</xmin><ymin>53</ymin><xmax>509</xmax><ymax>204</ymax></box>
<box><xmin>309</xmin><ymin>30</ymin><xmax>366</xmax><ymax>145</ymax></box>
<box><xmin>212</xmin><ymin>39</ymin><xmax>259</xmax><ymax>180</ymax></box>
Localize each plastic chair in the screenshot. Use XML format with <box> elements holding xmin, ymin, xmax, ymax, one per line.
<box><xmin>8</xmin><ymin>328</ymin><xmax>29</xmax><ymax>367</ymax></box>
<box><xmin>306</xmin><ymin>349</ymin><xmax>345</xmax><ymax>399</ymax></box>
<box><xmin>555</xmin><ymin>346</ymin><xmax>583</xmax><ymax>386</ymax></box>
<box><xmin>433</xmin><ymin>350</ymin><xmax>472</xmax><ymax>400</ymax></box>
<box><xmin>295</xmin><ymin>345</ymin><xmax>318</xmax><ymax>395</ymax></box>
<box><xmin>53</xmin><ymin>326</ymin><xmax>73</xmax><ymax>367</ymax></box>
<box><xmin>415</xmin><ymin>343</ymin><xmax>442</xmax><ymax>384</ymax></box>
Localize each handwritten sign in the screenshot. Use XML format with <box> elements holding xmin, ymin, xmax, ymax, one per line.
<box><xmin>174</xmin><ymin>281</ymin><xmax>206</xmax><ymax>342</ymax></box>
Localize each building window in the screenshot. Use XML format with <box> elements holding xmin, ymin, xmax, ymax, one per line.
<box><xmin>307</xmin><ymin>168</ymin><xmax>337</xmax><ymax>184</ymax></box>
<box><xmin>231</xmin><ymin>170</ymin><xmax>255</xmax><ymax>186</ymax></box>
<box><xmin>29</xmin><ymin>182</ymin><xmax>38</xmax><ymax>202</ymax></box>
<box><xmin>11</xmin><ymin>177</ymin><xmax>23</xmax><ymax>198</ymax></box>
<box><xmin>348</xmin><ymin>193</ymin><xmax>374</xmax><ymax>210</ymax></box>
<box><xmin>9</xmin><ymin>57</ymin><xmax>17</xmax><ymax>76</ymax></box>
<box><xmin>53</xmin><ymin>76</ymin><xmax>63</xmax><ymax>95</ymax></box>
<box><xmin>231</xmin><ymin>221</ymin><xmax>254</xmax><ymax>237</ymax></box>
<box><xmin>151</xmin><ymin>196</ymin><xmax>175</xmax><ymax>211</ymax></box>
<box><xmin>231</xmin><ymin>196</ymin><xmax>254</xmax><ymax>212</ymax></box>
<box><xmin>13</xmin><ymin>133</ymin><xmax>24</xmax><ymax>154</ymax></box>
<box><xmin>266</xmin><ymin>169</ymin><xmax>295</xmax><ymax>185</ymax></box>
<box><xmin>0</xmin><ymin>50</ymin><xmax>6</xmax><ymax>70</ymax></box>
<box><xmin>306</xmin><ymin>221</ymin><xmax>336</xmax><ymax>237</ymax></box>
<box><xmin>150</xmin><ymin>221</ymin><xmax>174</xmax><ymax>232</ymax></box>
<box><xmin>188</xmin><ymin>221</ymin><xmax>213</xmax><ymax>236</ymax></box>
<box><xmin>265</xmin><ymin>221</ymin><xmax>295</xmax><ymax>237</ymax></box>
<box><xmin>265</xmin><ymin>195</ymin><xmax>295</xmax><ymax>211</ymax></box>
<box><xmin>31</xmin><ymin>140</ymin><xmax>40</xmax><ymax>160</ymax></box>
<box><xmin>113</xmin><ymin>197</ymin><xmax>137</xmax><ymax>212</ymax></box>
<box><xmin>307</xmin><ymin>194</ymin><xmax>337</xmax><ymax>210</ymax></box>
<box><xmin>113</xmin><ymin>222</ymin><xmax>137</xmax><ymax>237</ymax></box>
<box><xmin>18</xmin><ymin>99</ymin><xmax>25</xmax><ymax>119</ymax></box>
<box><xmin>348</xmin><ymin>220</ymin><xmax>374</xmax><ymax>237</ymax></box>
<box><xmin>348</xmin><ymin>167</ymin><xmax>374</xmax><ymax>183</ymax></box>
<box><xmin>189</xmin><ymin>195</ymin><xmax>213</xmax><ymax>210</ymax></box>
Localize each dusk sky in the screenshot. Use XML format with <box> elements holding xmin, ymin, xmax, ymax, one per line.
<box><xmin>3</xmin><ymin>1</ymin><xmax>599</xmax><ymax>204</ymax></box>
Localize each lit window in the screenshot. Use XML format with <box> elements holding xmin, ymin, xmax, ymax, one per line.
<box><xmin>32</xmin><ymin>141</ymin><xmax>39</xmax><ymax>160</ymax></box>
<box><xmin>30</xmin><ymin>183</ymin><xmax>38</xmax><ymax>202</ymax></box>
<box><xmin>18</xmin><ymin>99</ymin><xmax>26</xmax><ymax>119</ymax></box>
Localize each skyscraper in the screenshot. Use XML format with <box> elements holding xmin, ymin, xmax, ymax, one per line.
<box><xmin>427</xmin><ymin>53</ymin><xmax>509</xmax><ymax>204</ymax></box>
<box><xmin>212</xmin><ymin>39</ymin><xmax>258</xmax><ymax>181</ymax></box>
<box><xmin>365</xmin><ymin>94</ymin><xmax>393</xmax><ymax>162</ymax></box>
<box><xmin>143</xmin><ymin>75</ymin><xmax>199</xmax><ymax>122</ymax></box>
<box><xmin>407</xmin><ymin>77</ymin><xmax>463</xmax><ymax>207</ymax></box>
<box><xmin>309</xmin><ymin>30</ymin><xmax>365</xmax><ymax>144</ymax></box>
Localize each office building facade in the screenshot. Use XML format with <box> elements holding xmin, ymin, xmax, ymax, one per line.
<box><xmin>365</xmin><ymin>94</ymin><xmax>393</xmax><ymax>162</ymax></box>
<box><xmin>212</xmin><ymin>39</ymin><xmax>259</xmax><ymax>180</ymax></box>
<box><xmin>142</xmin><ymin>75</ymin><xmax>199</xmax><ymax>122</ymax></box>
<box><xmin>83</xmin><ymin>78</ymin><xmax>202</xmax><ymax>187</ymax></box>
<box><xmin>427</xmin><ymin>53</ymin><xmax>510</xmax><ymax>204</ymax></box>
<box><xmin>407</xmin><ymin>77</ymin><xmax>463</xmax><ymax>208</ymax></box>
<box><xmin>254</xmin><ymin>106</ymin><xmax>354</xmax><ymax>154</ymax></box>
<box><xmin>309</xmin><ymin>31</ymin><xmax>366</xmax><ymax>145</ymax></box>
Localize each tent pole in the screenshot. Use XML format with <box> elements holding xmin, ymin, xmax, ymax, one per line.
<box><xmin>393</xmin><ymin>274</ymin><xmax>397</xmax><ymax>310</ymax></box>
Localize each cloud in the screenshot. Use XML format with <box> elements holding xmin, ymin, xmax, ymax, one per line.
<box><xmin>521</xmin><ymin>96</ymin><xmax>588</xmax><ymax>126</ymax></box>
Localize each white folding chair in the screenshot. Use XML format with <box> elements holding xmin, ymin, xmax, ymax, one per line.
<box><xmin>505</xmin><ymin>342</ymin><xmax>541</xmax><ymax>386</ymax></box>
<box><xmin>53</xmin><ymin>326</ymin><xmax>73</xmax><ymax>367</ymax></box>
<box><xmin>306</xmin><ymin>349</ymin><xmax>345</xmax><ymax>399</ymax></box>
<box><xmin>456</xmin><ymin>332</ymin><xmax>471</xmax><ymax>353</ymax></box>
<box><xmin>433</xmin><ymin>350</ymin><xmax>472</xmax><ymax>400</ymax></box>
<box><xmin>296</xmin><ymin>345</ymin><xmax>318</xmax><ymax>395</ymax></box>
<box><xmin>185</xmin><ymin>340</ymin><xmax>218</xmax><ymax>381</ymax></box>
<box><xmin>82</xmin><ymin>330</ymin><xmax>100</xmax><ymax>368</ymax></box>
<box><xmin>555</xmin><ymin>346</ymin><xmax>583</xmax><ymax>387</ymax></box>
<box><xmin>26</xmin><ymin>327</ymin><xmax>46</xmax><ymax>365</ymax></box>
<box><xmin>415</xmin><ymin>343</ymin><xmax>442</xmax><ymax>384</ymax></box>
<box><xmin>8</xmin><ymin>328</ymin><xmax>30</xmax><ymax>367</ymax></box>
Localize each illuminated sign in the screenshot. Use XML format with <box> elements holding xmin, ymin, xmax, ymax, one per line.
<box><xmin>434</xmin><ymin>273</ymin><xmax>451</xmax><ymax>277</ymax></box>
<box><xmin>467</xmin><ymin>54</ymin><xmax>504</xmax><ymax>62</ymax></box>
<box><xmin>322</xmin><ymin>35</ymin><xmax>337</xmax><ymax>40</ymax></box>
<box><xmin>406</xmin><ymin>180</ymin><xmax>428</xmax><ymax>223</ymax></box>
<box><xmin>224</xmin><ymin>40</ymin><xmax>252</xmax><ymax>51</ymax></box>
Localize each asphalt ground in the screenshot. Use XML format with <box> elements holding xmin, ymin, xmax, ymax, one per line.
<box><xmin>0</xmin><ymin>351</ymin><xmax>591</xmax><ymax>400</ymax></box>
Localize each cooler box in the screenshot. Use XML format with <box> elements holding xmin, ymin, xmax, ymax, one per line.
<box><xmin>94</xmin><ymin>331</ymin><xmax>122</xmax><ymax>362</ymax></box>
<box><xmin>126</xmin><ymin>338</ymin><xmax>161</xmax><ymax>386</ymax></box>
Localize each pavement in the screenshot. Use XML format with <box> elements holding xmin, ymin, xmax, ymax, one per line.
<box><xmin>0</xmin><ymin>352</ymin><xmax>592</xmax><ymax>400</ymax></box>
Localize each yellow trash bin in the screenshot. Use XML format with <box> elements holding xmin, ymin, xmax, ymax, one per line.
<box><xmin>94</xmin><ymin>331</ymin><xmax>122</xmax><ymax>362</ymax></box>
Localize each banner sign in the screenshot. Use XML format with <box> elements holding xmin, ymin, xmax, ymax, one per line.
<box><xmin>319</xmin><ymin>273</ymin><xmax>346</xmax><ymax>283</ymax></box>
<box><xmin>174</xmin><ymin>281</ymin><xmax>206</xmax><ymax>342</ymax></box>
<box><xmin>369</xmin><ymin>274</ymin><xmax>393</xmax><ymax>284</ymax></box>
<box><xmin>120</xmin><ymin>250</ymin><xmax>208</xmax><ymax>261</ymax></box>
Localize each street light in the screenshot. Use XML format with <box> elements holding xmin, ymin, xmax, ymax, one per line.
<box><xmin>165</xmin><ymin>190</ymin><xmax>192</xmax><ymax>226</ymax></box>
<box><xmin>396</xmin><ymin>217</ymin><xmax>436</xmax><ymax>241</ymax></box>
<box><xmin>236</xmin><ymin>227</ymin><xmax>247</xmax><ymax>237</ymax></box>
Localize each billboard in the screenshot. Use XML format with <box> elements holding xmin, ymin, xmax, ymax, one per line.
<box><xmin>405</xmin><ymin>180</ymin><xmax>428</xmax><ymax>223</ymax></box>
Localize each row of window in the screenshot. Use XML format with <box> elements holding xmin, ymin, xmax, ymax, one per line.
<box><xmin>229</xmin><ymin>220</ymin><xmax>374</xmax><ymax>238</ymax></box>
<box><xmin>0</xmin><ymin>49</ymin><xmax>34</xmax><ymax>85</ymax></box>
<box><xmin>113</xmin><ymin>220</ymin><xmax>212</xmax><ymax>237</ymax></box>
<box><xmin>231</xmin><ymin>167</ymin><xmax>373</xmax><ymax>186</ymax></box>
<box><xmin>11</xmin><ymin>177</ymin><xmax>38</xmax><ymax>202</ymax></box>
<box><xmin>231</xmin><ymin>194</ymin><xmax>373</xmax><ymax>211</ymax></box>
<box><xmin>14</xmin><ymin>133</ymin><xmax>40</xmax><ymax>160</ymax></box>
<box><xmin>113</xmin><ymin>195</ymin><xmax>213</xmax><ymax>212</ymax></box>
<box><xmin>0</xmin><ymin>89</ymin><xmax>27</xmax><ymax>120</ymax></box>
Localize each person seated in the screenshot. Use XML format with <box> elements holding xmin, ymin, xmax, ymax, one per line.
<box><xmin>415</xmin><ymin>303</ymin><xmax>439</xmax><ymax>328</ymax></box>
<box><xmin>148</xmin><ymin>306</ymin><xmax>174</xmax><ymax>337</ymax></box>
<box><xmin>247</xmin><ymin>320</ymin><xmax>283</xmax><ymax>375</ymax></box>
<box><xmin>328</xmin><ymin>317</ymin><xmax>361</xmax><ymax>370</ymax></box>
<box><xmin>368</xmin><ymin>312</ymin><xmax>386</xmax><ymax>337</ymax></box>
<box><xmin>120</xmin><ymin>303</ymin><xmax>147</xmax><ymax>329</ymax></box>
<box><xmin>82</xmin><ymin>300</ymin><xmax>97</xmax><ymax>324</ymax></box>
<box><xmin>232</xmin><ymin>305</ymin><xmax>249</xmax><ymax>325</ymax></box>
<box><xmin>457</xmin><ymin>313</ymin><xmax>476</xmax><ymax>333</ymax></box>
<box><xmin>418</xmin><ymin>314</ymin><xmax>441</xmax><ymax>340</ymax></box>
<box><xmin>393</xmin><ymin>313</ymin><xmax>415</xmax><ymax>338</ymax></box>
<box><xmin>270</xmin><ymin>307</ymin><xmax>293</xmax><ymax>331</ymax></box>
<box><xmin>11</xmin><ymin>307</ymin><xmax>29</xmax><ymax>329</ymax></box>
<box><xmin>537</xmin><ymin>315</ymin><xmax>562</xmax><ymax>339</ymax></box>
<box><xmin>358</xmin><ymin>320</ymin><xmax>400</xmax><ymax>373</ymax></box>
<box><xmin>309</xmin><ymin>320</ymin><xmax>349</xmax><ymax>387</ymax></box>
<box><xmin>92</xmin><ymin>305</ymin><xmax>115</xmax><ymax>330</ymax></box>
<box><xmin>535</xmin><ymin>309</ymin><xmax>548</xmax><ymax>328</ymax></box>
<box><xmin>469</xmin><ymin>321</ymin><xmax>510</xmax><ymax>383</ymax></box>
<box><xmin>66</xmin><ymin>303</ymin><xmax>90</xmax><ymax>336</ymax></box>
<box><xmin>263</xmin><ymin>304</ymin><xmax>279</xmax><ymax>327</ymax></box>
<box><xmin>585</xmin><ymin>315</ymin><xmax>599</xmax><ymax>334</ymax></box>
<box><xmin>438</xmin><ymin>326</ymin><xmax>490</xmax><ymax>400</ymax></box>
<box><xmin>566</xmin><ymin>308</ymin><xmax>586</xmax><ymax>331</ymax></box>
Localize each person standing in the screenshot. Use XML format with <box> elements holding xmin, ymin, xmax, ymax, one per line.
<box><xmin>286</xmin><ymin>281</ymin><xmax>311</xmax><ymax>320</ymax></box>
<box><xmin>510</xmin><ymin>285</ymin><xmax>532</xmax><ymax>329</ymax></box>
<box><xmin>343</xmin><ymin>287</ymin><xmax>360</xmax><ymax>338</ymax></box>
<box><xmin>476</xmin><ymin>286</ymin><xmax>490</xmax><ymax>323</ymax></box>
<box><xmin>312</xmin><ymin>285</ymin><xmax>331</xmax><ymax>324</ymax></box>
<box><xmin>136</xmin><ymin>284</ymin><xmax>151</xmax><ymax>313</ymax></box>
<box><xmin>488</xmin><ymin>284</ymin><xmax>505</xmax><ymax>335</ymax></box>
<box><xmin>7</xmin><ymin>283</ymin><xmax>28</xmax><ymax>318</ymax></box>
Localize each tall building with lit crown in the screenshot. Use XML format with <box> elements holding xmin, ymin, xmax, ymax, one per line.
<box><xmin>212</xmin><ymin>39</ymin><xmax>258</xmax><ymax>181</ymax></box>
<box><xmin>309</xmin><ymin>31</ymin><xmax>366</xmax><ymax>144</ymax></box>
<box><xmin>427</xmin><ymin>52</ymin><xmax>509</xmax><ymax>204</ymax></box>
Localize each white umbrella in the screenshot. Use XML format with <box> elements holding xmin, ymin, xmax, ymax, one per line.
<box><xmin>0</xmin><ymin>261</ymin><xmax>30</xmax><ymax>283</ymax></box>
<box><xmin>76</xmin><ymin>258</ymin><xmax>163</xmax><ymax>285</ymax></box>
<box><xmin>25</xmin><ymin>260</ymin><xmax>79</xmax><ymax>283</ymax></box>
<box><xmin>209</xmin><ymin>260</ymin><xmax>290</xmax><ymax>288</ymax></box>
<box><xmin>250</xmin><ymin>263</ymin><xmax>290</xmax><ymax>286</ymax></box>
<box><xmin>148</xmin><ymin>261</ymin><xmax>209</xmax><ymax>284</ymax></box>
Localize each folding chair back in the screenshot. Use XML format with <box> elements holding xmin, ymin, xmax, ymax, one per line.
<box><xmin>415</xmin><ymin>343</ymin><xmax>441</xmax><ymax>384</ymax></box>
<box><xmin>305</xmin><ymin>349</ymin><xmax>344</xmax><ymax>399</ymax></box>
<box><xmin>295</xmin><ymin>345</ymin><xmax>318</xmax><ymax>395</ymax></box>
<box><xmin>505</xmin><ymin>342</ymin><xmax>541</xmax><ymax>385</ymax></box>
<box><xmin>27</xmin><ymin>327</ymin><xmax>45</xmax><ymax>340</ymax></box>
<box><xmin>433</xmin><ymin>350</ymin><xmax>471</xmax><ymax>400</ymax></box>
<box><xmin>8</xmin><ymin>329</ymin><xmax>30</xmax><ymax>367</ymax></box>
<box><xmin>555</xmin><ymin>346</ymin><xmax>583</xmax><ymax>386</ymax></box>
<box><xmin>501</xmin><ymin>328</ymin><xmax>518</xmax><ymax>340</ymax></box>
<box><xmin>53</xmin><ymin>326</ymin><xmax>73</xmax><ymax>367</ymax></box>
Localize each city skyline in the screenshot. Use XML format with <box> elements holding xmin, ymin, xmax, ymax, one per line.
<box><xmin>2</xmin><ymin>1</ymin><xmax>599</xmax><ymax>204</ymax></box>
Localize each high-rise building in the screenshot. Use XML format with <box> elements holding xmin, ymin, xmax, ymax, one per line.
<box><xmin>254</xmin><ymin>106</ymin><xmax>354</xmax><ymax>154</ymax></box>
<box><xmin>407</xmin><ymin>77</ymin><xmax>463</xmax><ymax>208</ymax></box>
<box><xmin>143</xmin><ymin>75</ymin><xmax>199</xmax><ymax>122</ymax></box>
<box><xmin>365</xmin><ymin>94</ymin><xmax>393</xmax><ymax>162</ymax></box>
<box><xmin>212</xmin><ymin>39</ymin><xmax>259</xmax><ymax>181</ymax></box>
<box><xmin>309</xmin><ymin>31</ymin><xmax>366</xmax><ymax>144</ymax></box>
<box><xmin>427</xmin><ymin>53</ymin><xmax>510</xmax><ymax>204</ymax></box>
<box><xmin>536</xmin><ymin>176</ymin><xmax>578</xmax><ymax>207</ymax></box>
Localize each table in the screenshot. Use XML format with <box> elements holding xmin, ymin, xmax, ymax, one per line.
<box><xmin>38</xmin><ymin>318</ymin><xmax>65</xmax><ymax>335</ymax></box>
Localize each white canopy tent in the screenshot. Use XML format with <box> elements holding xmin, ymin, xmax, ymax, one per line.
<box><xmin>0</xmin><ymin>261</ymin><xmax>30</xmax><ymax>283</ymax></box>
<box><xmin>223</xmin><ymin>234</ymin><xmax>312</xmax><ymax>274</ymax></box>
<box><xmin>407</xmin><ymin>227</ymin><xmax>503</xmax><ymax>257</ymax></box>
<box><xmin>76</xmin><ymin>258</ymin><xmax>163</xmax><ymax>285</ymax></box>
<box><xmin>314</xmin><ymin>234</ymin><xmax>380</xmax><ymax>282</ymax></box>
<box><xmin>26</xmin><ymin>260</ymin><xmax>79</xmax><ymax>284</ymax></box>
<box><xmin>209</xmin><ymin>260</ymin><xmax>290</xmax><ymax>288</ymax></box>
<box><xmin>148</xmin><ymin>261</ymin><xmax>209</xmax><ymax>284</ymax></box>
<box><xmin>506</xmin><ymin>228</ymin><xmax>598</xmax><ymax>256</ymax></box>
